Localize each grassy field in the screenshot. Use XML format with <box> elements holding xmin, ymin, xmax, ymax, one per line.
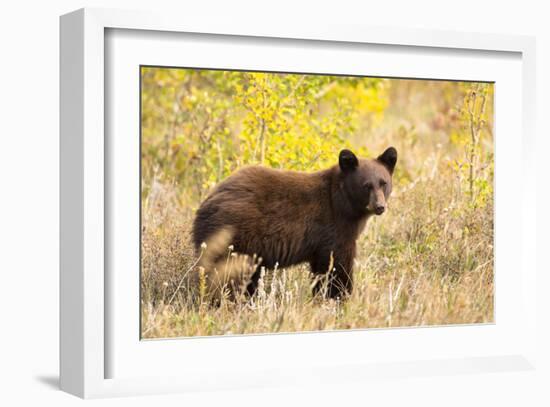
<box><xmin>140</xmin><ymin>166</ymin><xmax>493</xmax><ymax>338</ymax></box>
<box><xmin>140</xmin><ymin>71</ymin><xmax>494</xmax><ymax>339</ymax></box>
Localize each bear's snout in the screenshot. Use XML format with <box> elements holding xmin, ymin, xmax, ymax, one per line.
<box><xmin>374</xmin><ymin>205</ymin><xmax>385</xmax><ymax>215</ymax></box>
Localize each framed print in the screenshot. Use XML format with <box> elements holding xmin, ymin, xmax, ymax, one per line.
<box><xmin>60</xmin><ymin>8</ymin><xmax>537</xmax><ymax>398</ymax></box>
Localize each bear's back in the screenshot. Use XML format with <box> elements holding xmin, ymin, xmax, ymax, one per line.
<box><xmin>217</xmin><ymin>165</ymin><xmax>326</xmax><ymax>204</ymax></box>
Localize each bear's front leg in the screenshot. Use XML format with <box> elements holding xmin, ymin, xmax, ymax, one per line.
<box><xmin>311</xmin><ymin>248</ymin><xmax>354</xmax><ymax>300</ymax></box>
<box><xmin>245</xmin><ymin>268</ymin><xmax>262</xmax><ymax>297</ymax></box>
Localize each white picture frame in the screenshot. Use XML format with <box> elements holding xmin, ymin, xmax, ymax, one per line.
<box><xmin>60</xmin><ymin>7</ymin><xmax>537</xmax><ymax>398</ymax></box>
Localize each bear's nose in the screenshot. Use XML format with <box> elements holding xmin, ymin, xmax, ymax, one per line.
<box><xmin>375</xmin><ymin>205</ymin><xmax>385</xmax><ymax>215</ymax></box>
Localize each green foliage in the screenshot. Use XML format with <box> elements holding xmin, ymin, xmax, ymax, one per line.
<box><xmin>450</xmin><ymin>82</ymin><xmax>494</xmax><ymax>208</ymax></box>
<box><xmin>141</xmin><ymin>68</ymin><xmax>386</xmax><ymax>205</ymax></box>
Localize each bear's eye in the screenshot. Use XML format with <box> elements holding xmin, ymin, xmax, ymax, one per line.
<box><xmin>380</xmin><ymin>180</ymin><xmax>387</xmax><ymax>188</ymax></box>
<box><xmin>364</xmin><ymin>182</ymin><xmax>373</xmax><ymax>190</ymax></box>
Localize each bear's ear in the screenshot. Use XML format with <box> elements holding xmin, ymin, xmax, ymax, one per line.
<box><xmin>377</xmin><ymin>147</ymin><xmax>397</xmax><ymax>174</ymax></box>
<box><xmin>339</xmin><ymin>149</ymin><xmax>359</xmax><ymax>172</ymax></box>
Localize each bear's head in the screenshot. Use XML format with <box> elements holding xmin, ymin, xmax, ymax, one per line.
<box><xmin>338</xmin><ymin>147</ymin><xmax>397</xmax><ymax>217</ymax></box>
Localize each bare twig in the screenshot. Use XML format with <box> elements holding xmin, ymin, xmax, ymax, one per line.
<box><xmin>167</xmin><ymin>249</ymin><xmax>204</xmax><ymax>306</ymax></box>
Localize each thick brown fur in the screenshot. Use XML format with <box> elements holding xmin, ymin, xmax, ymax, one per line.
<box><xmin>192</xmin><ymin>147</ymin><xmax>397</xmax><ymax>299</ymax></box>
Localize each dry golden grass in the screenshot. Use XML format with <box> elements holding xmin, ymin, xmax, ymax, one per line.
<box><xmin>141</xmin><ymin>163</ymin><xmax>494</xmax><ymax>339</ymax></box>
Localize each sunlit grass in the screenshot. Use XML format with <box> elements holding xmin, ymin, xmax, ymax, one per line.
<box><xmin>140</xmin><ymin>167</ymin><xmax>493</xmax><ymax>338</ymax></box>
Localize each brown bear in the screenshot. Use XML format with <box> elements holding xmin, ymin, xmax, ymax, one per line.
<box><xmin>192</xmin><ymin>147</ymin><xmax>397</xmax><ymax>299</ymax></box>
